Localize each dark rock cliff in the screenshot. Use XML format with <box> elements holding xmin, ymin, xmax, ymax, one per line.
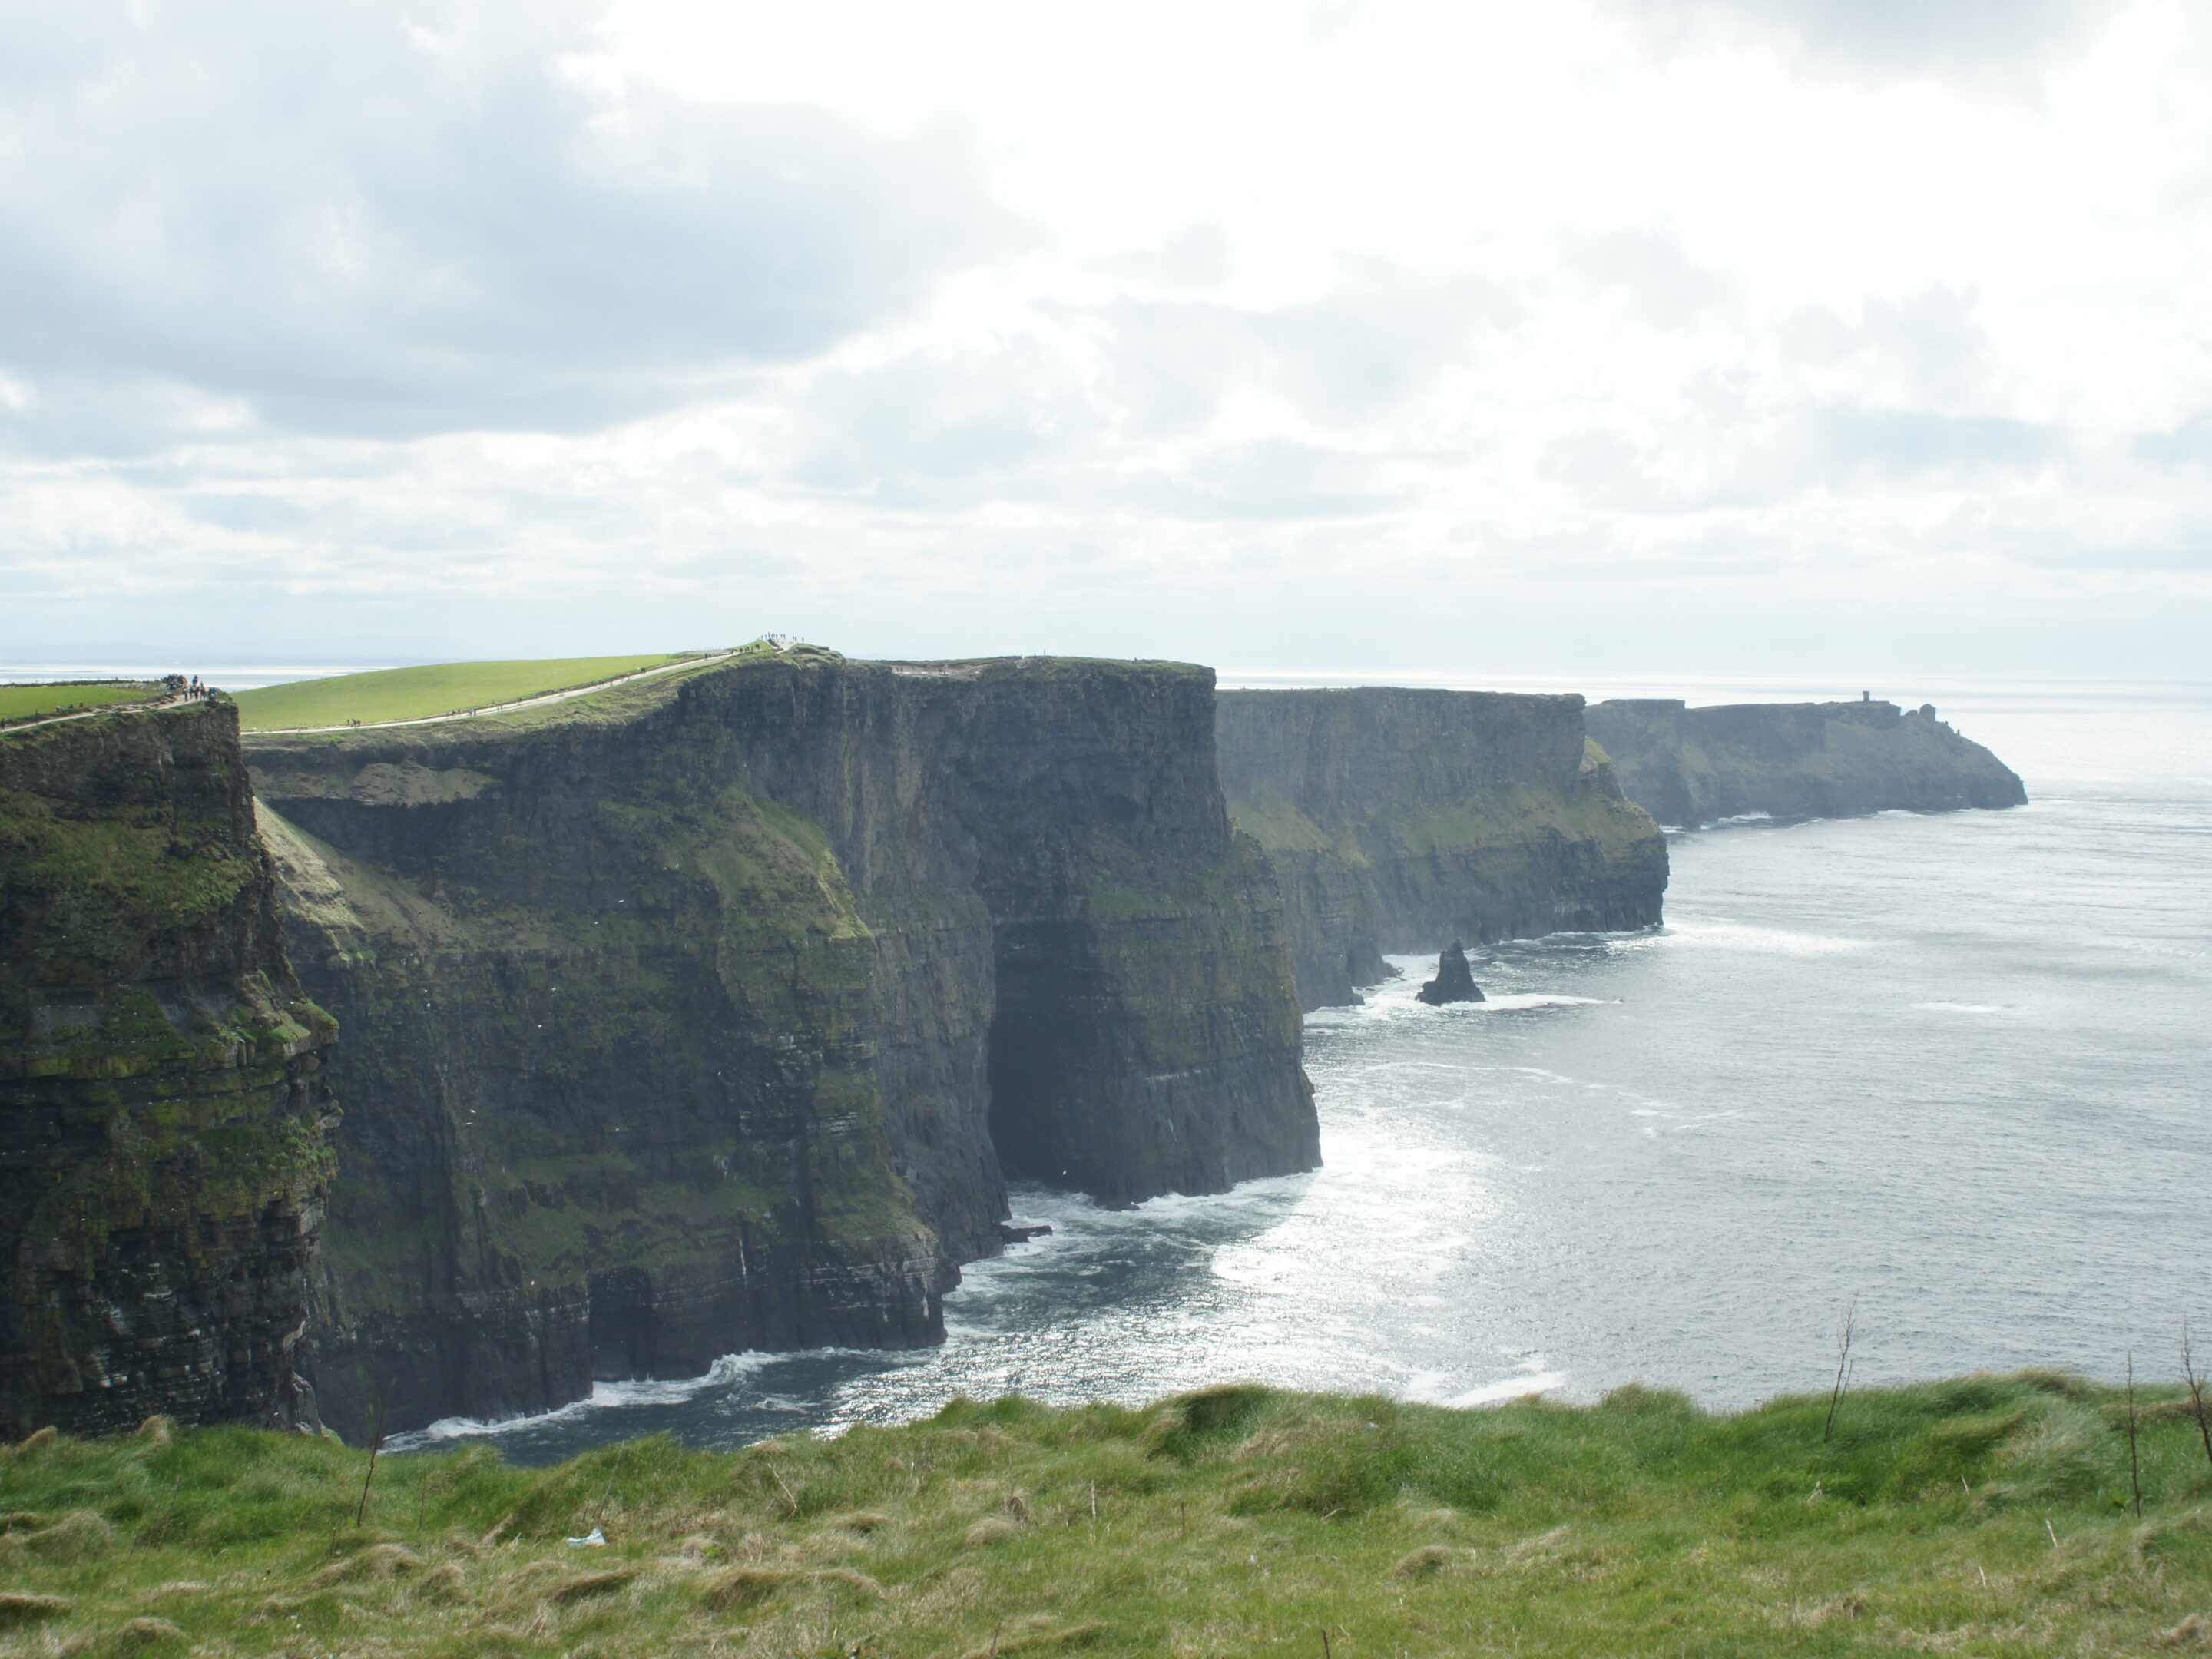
<box><xmin>0</xmin><ymin>700</ymin><xmax>336</xmax><ymax>1437</ymax></box>
<box><xmin>1214</xmin><ymin>689</ymin><xmax>1669</xmax><ymax>1010</ymax></box>
<box><xmin>1583</xmin><ymin>699</ymin><xmax>2028</xmax><ymax>828</ymax></box>
<box><xmin>247</xmin><ymin>651</ymin><xmax>1316</xmax><ymax>1437</ymax></box>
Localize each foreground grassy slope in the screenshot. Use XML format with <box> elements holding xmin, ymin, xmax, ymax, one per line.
<box><xmin>0</xmin><ymin>681</ymin><xmax>164</xmax><ymax>722</ymax></box>
<box><xmin>4</xmin><ymin>1375</ymin><xmax>2210</xmax><ymax>1657</ymax></box>
<box><xmin>228</xmin><ymin>655</ymin><xmax>697</xmax><ymax>731</ymax></box>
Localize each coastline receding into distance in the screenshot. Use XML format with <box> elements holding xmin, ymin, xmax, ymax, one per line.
<box><xmin>2</xmin><ymin>648</ymin><xmax>2045</xmax><ymax>1443</ymax></box>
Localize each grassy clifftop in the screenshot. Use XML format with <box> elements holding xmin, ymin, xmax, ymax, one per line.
<box><xmin>0</xmin><ymin>682</ymin><xmax>167</xmax><ymax>723</ymax></box>
<box><xmin>228</xmin><ymin>654</ymin><xmax>700</xmax><ymax>731</ymax></box>
<box><xmin>3</xmin><ymin>1373</ymin><xmax>2209</xmax><ymax>1657</ymax></box>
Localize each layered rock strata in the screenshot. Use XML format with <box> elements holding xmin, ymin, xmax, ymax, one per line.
<box><xmin>1215</xmin><ymin>689</ymin><xmax>1668</xmax><ymax>1010</ymax></box>
<box><xmin>1583</xmin><ymin>699</ymin><xmax>2028</xmax><ymax>828</ymax></box>
<box><xmin>248</xmin><ymin>651</ymin><xmax>1315</xmax><ymax>1437</ymax></box>
<box><xmin>0</xmin><ymin>700</ymin><xmax>335</xmax><ymax>1437</ymax></box>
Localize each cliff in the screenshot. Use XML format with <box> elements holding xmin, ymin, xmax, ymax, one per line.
<box><xmin>1583</xmin><ymin>698</ymin><xmax>2028</xmax><ymax>828</ymax></box>
<box><xmin>0</xmin><ymin>699</ymin><xmax>335</xmax><ymax>1437</ymax></box>
<box><xmin>1214</xmin><ymin>689</ymin><xmax>1668</xmax><ymax>1010</ymax></box>
<box><xmin>247</xmin><ymin>652</ymin><xmax>1316</xmax><ymax>1436</ymax></box>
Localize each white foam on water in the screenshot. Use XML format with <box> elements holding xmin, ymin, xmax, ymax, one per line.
<box><xmin>1652</xmin><ymin>1110</ymin><xmax>1747</xmax><ymax>1134</ymax></box>
<box><xmin>1457</xmin><ymin>994</ymin><xmax>1605</xmax><ymax>1012</ymax></box>
<box><xmin>1441</xmin><ymin>1371</ymin><xmax>1571</xmax><ymax>1408</ymax></box>
<box><xmin>1210</xmin><ymin>1250</ymin><xmax>1306</xmax><ymax>1286</ymax></box>
<box><xmin>1912</xmin><ymin>1002</ymin><xmax>2008</xmax><ymax>1014</ymax></box>
<box><xmin>1664</xmin><ymin>919</ymin><xmax>1874</xmax><ymax>955</ymax></box>
<box><xmin>1306</xmin><ymin>945</ymin><xmax>1631</xmax><ymax>1028</ymax></box>
<box><xmin>392</xmin><ymin>1349</ymin><xmax>799</xmax><ymax>1449</ymax></box>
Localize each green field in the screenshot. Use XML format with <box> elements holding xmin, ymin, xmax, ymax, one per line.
<box><xmin>0</xmin><ymin>681</ymin><xmax>167</xmax><ymax>724</ymax></box>
<box><xmin>3</xmin><ymin>1373</ymin><xmax>2209</xmax><ymax>1657</ymax></box>
<box><xmin>228</xmin><ymin>655</ymin><xmax>698</xmax><ymax>732</ymax></box>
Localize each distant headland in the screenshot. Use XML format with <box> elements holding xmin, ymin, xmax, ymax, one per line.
<box><xmin>1585</xmin><ymin>695</ymin><xmax>2028</xmax><ymax>829</ymax></box>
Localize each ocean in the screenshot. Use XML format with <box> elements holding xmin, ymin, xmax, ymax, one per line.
<box><xmin>98</xmin><ymin>666</ymin><xmax>2207</xmax><ymax>1462</ymax></box>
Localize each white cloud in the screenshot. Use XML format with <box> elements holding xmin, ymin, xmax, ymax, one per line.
<box><xmin>1608</xmin><ymin>0</ymin><xmax>2131</xmax><ymax>80</ymax></box>
<box><xmin>0</xmin><ymin>0</ymin><xmax>1012</xmax><ymax>441</ymax></box>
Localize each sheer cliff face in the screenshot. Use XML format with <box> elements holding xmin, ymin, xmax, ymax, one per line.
<box><xmin>0</xmin><ymin>701</ymin><xmax>335</xmax><ymax>1437</ymax></box>
<box><xmin>1215</xmin><ymin>690</ymin><xmax>1669</xmax><ymax>1010</ymax></box>
<box><xmin>248</xmin><ymin>653</ymin><xmax>1315</xmax><ymax>1436</ymax></box>
<box><xmin>1583</xmin><ymin>700</ymin><xmax>2029</xmax><ymax>829</ymax></box>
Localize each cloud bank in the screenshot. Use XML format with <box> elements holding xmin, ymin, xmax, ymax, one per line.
<box><xmin>0</xmin><ymin>0</ymin><xmax>1010</xmax><ymax>440</ymax></box>
<box><xmin>0</xmin><ymin>0</ymin><xmax>2205</xmax><ymax>676</ymax></box>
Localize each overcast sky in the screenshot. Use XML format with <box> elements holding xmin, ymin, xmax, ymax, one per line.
<box><xmin>3</xmin><ymin>0</ymin><xmax>2208</xmax><ymax>677</ymax></box>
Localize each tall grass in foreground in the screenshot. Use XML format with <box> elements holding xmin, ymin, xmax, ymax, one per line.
<box><xmin>3</xmin><ymin>1373</ymin><xmax>2210</xmax><ymax>1657</ymax></box>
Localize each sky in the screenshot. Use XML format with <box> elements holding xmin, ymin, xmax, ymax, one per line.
<box><xmin>3</xmin><ymin>0</ymin><xmax>2210</xmax><ymax>678</ymax></box>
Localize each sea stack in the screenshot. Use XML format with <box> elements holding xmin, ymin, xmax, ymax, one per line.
<box><xmin>1416</xmin><ymin>942</ymin><xmax>1485</xmax><ymax>1006</ymax></box>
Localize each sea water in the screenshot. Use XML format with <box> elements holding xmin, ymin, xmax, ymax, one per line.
<box><xmin>355</xmin><ymin>677</ymin><xmax>2210</xmax><ymax>1461</ymax></box>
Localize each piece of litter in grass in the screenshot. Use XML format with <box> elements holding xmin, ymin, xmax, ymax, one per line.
<box><xmin>565</xmin><ymin>1528</ymin><xmax>607</xmax><ymax>1548</ymax></box>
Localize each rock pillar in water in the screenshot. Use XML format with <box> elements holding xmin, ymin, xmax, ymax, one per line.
<box><xmin>1416</xmin><ymin>942</ymin><xmax>1485</xmax><ymax>1006</ymax></box>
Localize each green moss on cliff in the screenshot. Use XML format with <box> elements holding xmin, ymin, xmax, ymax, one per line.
<box><xmin>25</xmin><ymin>1051</ymin><xmax>336</xmax><ymax>1281</ymax></box>
<box><xmin>1191</xmin><ymin>795</ymin><xmax>1348</xmax><ymax>859</ymax></box>
<box><xmin>0</xmin><ymin>787</ymin><xmax>259</xmax><ymax>991</ymax></box>
<box><xmin>1233</xmin><ymin>776</ymin><xmax>1651</xmax><ymax>882</ymax></box>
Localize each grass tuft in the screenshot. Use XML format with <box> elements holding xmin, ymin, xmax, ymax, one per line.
<box><xmin>959</xmin><ymin>1617</ymin><xmax>1109</xmax><ymax>1657</ymax></box>
<box><xmin>16</xmin><ymin>1510</ymin><xmax>114</xmax><ymax>1561</ymax></box>
<box><xmin>114</xmin><ymin>1615</ymin><xmax>186</xmax><ymax>1647</ymax></box>
<box><xmin>306</xmin><ymin>1541</ymin><xmax>423</xmax><ymax>1585</ymax></box>
<box><xmin>0</xmin><ymin>1593</ymin><xmax>68</xmax><ymax>1624</ymax></box>
<box><xmin>1390</xmin><ymin>1543</ymin><xmax>1457</xmax><ymax>1578</ymax></box>
<box><xmin>548</xmin><ymin>1568</ymin><xmax>637</xmax><ymax>1604</ymax></box>
<box><xmin>700</xmin><ymin>1567</ymin><xmax>803</xmax><ymax>1611</ymax></box>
